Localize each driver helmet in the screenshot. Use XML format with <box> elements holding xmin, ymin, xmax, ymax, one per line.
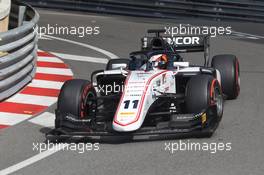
<box><xmin>151</xmin><ymin>54</ymin><xmax>168</xmax><ymax>69</ymax></box>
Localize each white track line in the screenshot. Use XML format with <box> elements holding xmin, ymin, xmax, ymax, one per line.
<box><xmin>38</xmin><ymin>35</ymin><xmax>53</xmax><ymax>40</ymax></box>
<box><xmin>232</xmin><ymin>34</ymin><xmax>244</xmax><ymax>37</ymax></box>
<box><xmin>51</xmin><ymin>52</ymin><xmax>109</xmax><ymax>64</ymax></box>
<box><xmin>29</xmin><ymin>112</ymin><xmax>55</xmax><ymax>127</ymax></box>
<box><xmin>27</xmin><ymin>79</ymin><xmax>64</xmax><ymax>90</ymax></box>
<box><xmin>37</xmin><ymin>56</ymin><xmax>63</xmax><ymax>63</ymax></box>
<box><xmin>43</xmin><ymin>34</ymin><xmax>118</xmax><ymax>59</ymax></box>
<box><xmin>246</xmin><ymin>36</ymin><xmax>259</xmax><ymax>40</ymax></box>
<box><xmin>6</xmin><ymin>94</ymin><xmax>57</xmax><ymax>106</ymax></box>
<box><xmin>36</xmin><ymin>67</ymin><xmax>73</xmax><ymax>76</ymax></box>
<box><xmin>38</xmin><ymin>37</ymin><xmax>53</xmax><ymax>40</ymax></box>
<box><xmin>0</xmin><ymin>144</ymin><xmax>69</xmax><ymax>175</ymax></box>
<box><xmin>232</xmin><ymin>31</ymin><xmax>264</xmax><ymax>39</ymax></box>
<box><xmin>0</xmin><ymin>112</ymin><xmax>31</xmax><ymax>125</ymax></box>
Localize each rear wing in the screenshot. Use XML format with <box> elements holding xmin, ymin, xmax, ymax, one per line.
<box><xmin>141</xmin><ymin>29</ymin><xmax>210</xmax><ymax>66</ymax></box>
<box><xmin>168</xmin><ymin>35</ymin><xmax>210</xmax><ymax>66</ymax></box>
<box><xmin>142</xmin><ymin>29</ymin><xmax>210</xmax><ymax>52</ymax></box>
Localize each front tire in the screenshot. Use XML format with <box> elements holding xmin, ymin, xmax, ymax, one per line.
<box><xmin>55</xmin><ymin>79</ymin><xmax>96</xmax><ymax>128</ymax></box>
<box><xmin>186</xmin><ymin>75</ymin><xmax>223</xmax><ymax>119</ymax></box>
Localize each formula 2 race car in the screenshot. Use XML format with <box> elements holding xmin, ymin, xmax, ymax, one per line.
<box><xmin>46</xmin><ymin>29</ymin><xmax>240</xmax><ymax>142</ymax></box>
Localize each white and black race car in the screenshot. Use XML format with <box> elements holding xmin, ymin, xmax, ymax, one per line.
<box><xmin>46</xmin><ymin>29</ymin><xmax>240</xmax><ymax>142</ymax></box>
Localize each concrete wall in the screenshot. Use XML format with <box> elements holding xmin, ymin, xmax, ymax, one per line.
<box><xmin>0</xmin><ymin>0</ymin><xmax>11</xmax><ymax>32</ymax></box>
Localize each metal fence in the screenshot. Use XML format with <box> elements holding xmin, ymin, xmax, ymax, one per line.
<box><xmin>24</xmin><ymin>0</ymin><xmax>264</xmax><ymax>23</ymax></box>
<box><xmin>0</xmin><ymin>1</ymin><xmax>39</xmax><ymax>101</ymax></box>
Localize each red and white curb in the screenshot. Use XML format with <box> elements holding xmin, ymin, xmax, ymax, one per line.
<box><xmin>0</xmin><ymin>51</ymin><xmax>73</xmax><ymax>130</ymax></box>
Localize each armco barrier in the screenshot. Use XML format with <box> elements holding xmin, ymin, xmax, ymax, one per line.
<box><xmin>0</xmin><ymin>1</ymin><xmax>39</xmax><ymax>101</ymax></box>
<box><xmin>24</xmin><ymin>0</ymin><xmax>264</xmax><ymax>23</ymax></box>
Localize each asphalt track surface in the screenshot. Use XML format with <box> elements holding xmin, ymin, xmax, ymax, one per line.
<box><xmin>1</xmin><ymin>9</ymin><xmax>264</xmax><ymax>175</ymax></box>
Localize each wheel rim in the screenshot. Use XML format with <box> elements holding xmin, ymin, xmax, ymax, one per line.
<box><xmin>80</xmin><ymin>85</ymin><xmax>96</xmax><ymax>118</ymax></box>
<box><xmin>86</xmin><ymin>91</ymin><xmax>96</xmax><ymax>116</ymax></box>
<box><xmin>214</xmin><ymin>87</ymin><xmax>223</xmax><ymax>117</ymax></box>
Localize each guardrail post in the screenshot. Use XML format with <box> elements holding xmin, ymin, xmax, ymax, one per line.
<box><xmin>18</xmin><ymin>5</ymin><xmax>26</xmax><ymax>26</ymax></box>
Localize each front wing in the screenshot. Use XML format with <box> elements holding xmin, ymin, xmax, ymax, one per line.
<box><xmin>46</xmin><ymin>106</ymin><xmax>219</xmax><ymax>143</ymax></box>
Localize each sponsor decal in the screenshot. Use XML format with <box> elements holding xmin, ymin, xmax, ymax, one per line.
<box><xmin>201</xmin><ymin>113</ymin><xmax>207</xmax><ymax>124</ymax></box>
<box><xmin>165</xmin><ymin>36</ymin><xmax>200</xmax><ymax>45</ymax></box>
<box><xmin>120</xmin><ymin>112</ymin><xmax>135</xmax><ymax>115</ymax></box>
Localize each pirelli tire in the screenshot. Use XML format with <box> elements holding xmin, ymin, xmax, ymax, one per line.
<box><xmin>185</xmin><ymin>75</ymin><xmax>224</xmax><ymax>125</ymax></box>
<box><xmin>106</xmin><ymin>58</ymin><xmax>130</xmax><ymax>70</ymax></box>
<box><xmin>55</xmin><ymin>79</ymin><xmax>96</xmax><ymax>128</ymax></box>
<box><xmin>211</xmin><ymin>54</ymin><xmax>240</xmax><ymax>100</ymax></box>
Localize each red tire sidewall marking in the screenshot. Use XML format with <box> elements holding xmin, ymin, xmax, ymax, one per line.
<box><xmin>210</xmin><ymin>79</ymin><xmax>217</xmax><ymax>105</ymax></box>
<box><xmin>80</xmin><ymin>84</ymin><xmax>92</xmax><ymax>118</ymax></box>
<box><xmin>235</xmin><ymin>59</ymin><xmax>240</xmax><ymax>95</ymax></box>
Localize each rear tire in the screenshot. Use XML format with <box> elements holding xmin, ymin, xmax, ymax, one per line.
<box><xmin>211</xmin><ymin>54</ymin><xmax>240</xmax><ymax>99</ymax></box>
<box><xmin>55</xmin><ymin>79</ymin><xmax>96</xmax><ymax>128</ymax></box>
